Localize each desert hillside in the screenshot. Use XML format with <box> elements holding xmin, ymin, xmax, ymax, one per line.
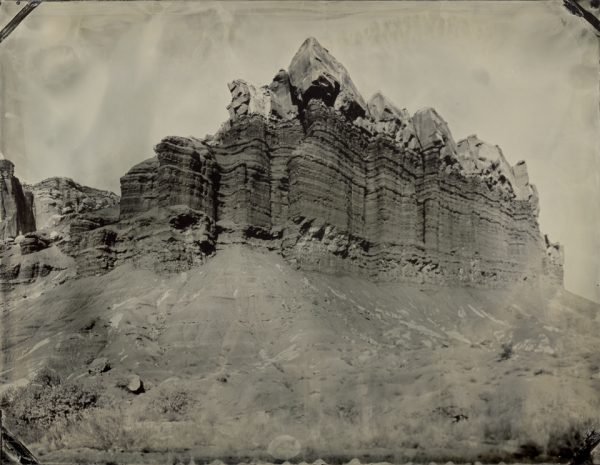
<box><xmin>1</xmin><ymin>244</ymin><xmax>599</xmax><ymax>462</ymax></box>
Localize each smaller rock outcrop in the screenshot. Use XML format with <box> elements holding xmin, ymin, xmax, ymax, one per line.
<box><xmin>456</xmin><ymin>135</ymin><xmax>539</xmax><ymax>205</ymax></box>
<box><xmin>227</xmin><ymin>79</ymin><xmax>271</xmax><ymax>120</ymax></box>
<box><xmin>545</xmin><ymin>234</ymin><xmax>564</xmax><ymax>281</ymax></box>
<box><xmin>88</xmin><ymin>357</ymin><xmax>110</xmax><ymax>374</ymax></box>
<box><xmin>120</xmin><ymin>136</ymin><xmax>218</xmax><ymax>218</ymax></box>
<box><xmin>0</xmin><ymin>157</ymin><xmax>36</xmax><ymax>240</ymax></box>
<box><xmin>25</xmin><ymin>177</ymin><xmax>119</xmax><ymax>230</ymax></box>
<box><xmin>268</xmin><ymin>69</ymin><xmax>299</xmax><ymax>119</ymax></box>
<box><xmin>226</xmin><ymin>70</ymin><xmax>298</xmax><ymax>121</ymax></box>
<box><xmin>126</xmin><ymin>374</ymin><xmax>145</xmax><ymax>394</ymax></box>
<box><xmin>354</xmin><ymin>92</ymin><xmax>420</xmax><ymax>150</ymax></box>
<box><xmin>18</xmin><ymin>232</ymin><xmax>50</xmax><ymax>255</ymax></box>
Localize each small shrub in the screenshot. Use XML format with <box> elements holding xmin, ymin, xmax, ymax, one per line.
<box><xmin>59</xmin><ymin>408</ymin><xmax>135</xmax><ymax>451</ymax></box>
<box><xmin>545</xmin><ymin>419</ymin><xmax>598</xmax><ymax>460</ymax></box>
<box><xmin>147</xmin><ymin>384</ymin><xmax>193</xmax><ymax>420</ymax></box>
<box><xmin>0</xmin><ymin>370</ymin><xmax>99</xmax><ymax>442</ymax></box>
<box><xmin>498</xmin><ymin>342</ymin><xmax>513</xmax><ymax>361</ymax></box>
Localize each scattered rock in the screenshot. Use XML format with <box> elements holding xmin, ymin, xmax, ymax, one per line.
<box><xmin>126</xmin><ymin>374</ymin><xmax>145</xmax><ymax>394</ymax></box>
<box><xmin>88</xmin><ymin>357</ymin><xmax>110</xmax><ymax>374</ymax></box>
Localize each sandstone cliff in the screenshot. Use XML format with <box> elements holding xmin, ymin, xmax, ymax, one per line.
<box><xmin>0</xmin><ymin>168</ymin><xmax>118</xmax><ymax>284</ymax></box>
<box><xmin>25</xmin><ymin>176</ymin><xmax>119</xmax><ymax>230</ymax></box>
<box><xmin>0</xmin><ymin>157</ymin><xmax>35</xmax><ymax>240</ymax></box>
<box><xmin>115</xmin><ymin>37</ymin><xmax>563</xmax><ymax>287</ymax></box>
<box><xmin>0</xmin><ymin>38</ymin><xmax>562</xmax><ymax>288</ymax></box>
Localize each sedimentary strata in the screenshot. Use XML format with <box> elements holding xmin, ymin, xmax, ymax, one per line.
<box><xmin>0</xmin><ymin>37</ymin><xmax>564</xmax><ymax>287</ymax></box>
<box><xmin>115</xmin><ymin>37</ymin><xmax>563</xmax><ymax>286</ymax></box>
<box><xmin>25</xmin><ymin>176</ymin><xmax>119</xmax><ymax>230</ymax></box>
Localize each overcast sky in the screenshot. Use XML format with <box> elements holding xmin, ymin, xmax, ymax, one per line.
<box><xmin>0</xmin><ymin>1</ymin><xmax>598</xmax><ymax>301</ymax></box>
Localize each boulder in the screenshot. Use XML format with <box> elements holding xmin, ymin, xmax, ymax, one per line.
<box><xmin>226</xmin><ymin>70</ymin><xmax>298</xmax><ymax>121</ymax></box>
<box><xmin>126</xmin><ymin>374</ymin><xmax>145</xmax><ymax>394</ymax></box>
<box><xmin>88</xmin><ymin>357</ymin><xmax>110</xmax><ymax>374</ymax></box>
<box><xmin>456</xmin><ymin>135</ymin><xmax>538</xmax><ymax>198</ymax></box>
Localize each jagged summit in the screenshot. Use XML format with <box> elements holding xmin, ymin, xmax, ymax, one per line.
<box><xmin>224</xmin><ymin>38</ymin><xmax>369</xmax><ymax>124</ymax></box>
<box><xmin>288</xmin><ymin>37</ymin><xmax>367</xmax><ymax>119</ymax></box>
<box><xmin>456</xmin><ymin>134</ymin><xmax>538</xmax><ymax>203</ymax></box>
<box><xmin>367</xmin><ymin>92</ymin><xmax>404</xmax><ymax>121</ymax></box>
<box><xmin>412</xmin><ymin>106</ymin><xmax>458</xmax><ymax>153</ymax></box>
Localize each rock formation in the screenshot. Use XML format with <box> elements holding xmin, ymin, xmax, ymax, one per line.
<box><xmin>120</xmin><ymin>136</ymin><xmax>217</xmax><ymax>219</ymax></box>
<box><xmin>25</xmin><ymin>177</ymin><xmax>119</xmax><ymax>230</ymax></box>
<box><xmin>0</xmin><ymin>157</ymin><xmax>36</xmax><ymax>240</ymax></box>
<box><xmin>112</xmin><ymin>37</ymin><xmax>563</xmax><ymax>287</ymax></box>
<box><xmin>288</xmin><ymin>37</ymin><xmax>366</xmax><ymax>120</ymax></box>
<box><xmin>0</xmin><ymin>37</ymin><xmax>563</xmax><ymax>288</ymax></box>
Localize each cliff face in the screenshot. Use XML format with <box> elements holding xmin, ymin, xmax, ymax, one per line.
<box><xmin>0</xmin><ymin>158</ymin><xmax>36</xmax><ymax>240</ymax></box>
<box><xmin>114</xmin><ymin>37</ymin><xmax>564</xmax><ymax>287</ymax></box>
<box><xmin>0</xmin><ymin>39</ymin><xmax>565</xmax><ymax>291</ymax></box>
<box><xmin>25</xmin><ymin>176</ymin><xmax>120</xmax><ymax>230</ymax></box>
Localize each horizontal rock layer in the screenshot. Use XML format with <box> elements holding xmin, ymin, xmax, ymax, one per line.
<box><xmin>114</xmin><ymin>97</ymin><xmax>562</xmax><ymax>287</ymax></box>
<box><xmin>10</xmin><ymin>37</ymin><xmax>560</xmax><ymax>288</ymax></box>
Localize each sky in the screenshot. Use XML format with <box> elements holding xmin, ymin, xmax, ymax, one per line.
<box><xmin>0</xmin><ymin>1</ymin><xmax>598</xmax><ymax>301</ymax></box>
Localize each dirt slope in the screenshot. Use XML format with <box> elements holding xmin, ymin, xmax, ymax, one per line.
<box><xmin>1</xmin><ymin>245</ymin><xmax>599</xmax><ymax>460</ymax></box>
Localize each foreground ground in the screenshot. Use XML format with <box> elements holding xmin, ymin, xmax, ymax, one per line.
<box><xmin>1</xmin><ymin>245</ymin><xmax>599</xmax><ymax>463</ymax></box>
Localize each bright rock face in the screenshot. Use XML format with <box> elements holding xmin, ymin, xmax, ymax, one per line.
<box><xmin>26</xmin><ymin>177</ymin><xmax>119</xmax><ymax>230</ymax></box>
<box><xmin>226</xmin><ymin>71</ymin><xmax>298</xmax><ymax>122</ymax></box>
<box><xmin>356</xmin><ymin>92</ymin><xmax>420</xmax><ymax>150</ymax></box>
<box><xmin>0</xmin><ymin>158</ymin><xmax>36</xmax><ymax>240</ymax></box>
<box><xmin>114</xmin><ymin>37</ymin><xmax>563</xmax><ymax>286</ymax></box>
<box><xmin>456</xmin><ymin>135</ymin><xmax>539</xmax><ymax>203</ymax></box>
